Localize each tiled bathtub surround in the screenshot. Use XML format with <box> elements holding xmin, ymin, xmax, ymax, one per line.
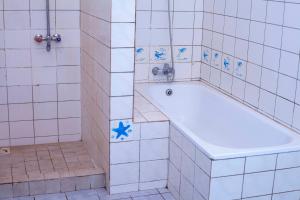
<box><xmin>110</xmin><ymin>120</ymin><xmax>169</xmax><ymax>194</ymax></box>
<box><xmin>135</xmin><ymin>0</ymin><xmax>204</xmax><ymax>82</ymax></box>
<box><xmin>200</xmin><ymin>0</ymin><xmax>300</xmax><ymax>132</ymax></box>
<box><xmin>168</xmin><ymin>123</ymin><xmax>300</xmax><ymax>200</ymax></box>
<box><xmin>0</xmin><ymin>0</ymin><xmax>81</xmax><ymax>146</ymax></box>
<box><xmin>134</xmin><ymin>91</ymin><xmax>168</xmax><ymax>122</ymax></box>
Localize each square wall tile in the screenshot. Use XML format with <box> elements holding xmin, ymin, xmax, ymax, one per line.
<box><xmin>140</xmin><ymin>160</ymin><xmax>168</xmax><ymax>182</ymax></box>
<box><xmin>110</xmin><ymin>162</ymin><xmax>139</xmax><ymax>185</ymax></box>
<box><xmin>110</xmin><ymin>141</ymin><xmax>139</xmax><ymax>164</ymax></box>
<box><xmin>112</xmin><ymin>0</ymin><xmax>135</xmax><ymax>22</ymax></box>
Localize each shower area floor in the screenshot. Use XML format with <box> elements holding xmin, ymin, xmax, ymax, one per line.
<box><xmin>0</xmin><ymin>142</ymin><xmax>105</xmax><ymax>198</ymax></box>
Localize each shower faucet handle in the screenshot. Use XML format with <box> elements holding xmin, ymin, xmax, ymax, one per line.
<box><xmin>51</xmin><ymin>33</ymin><xmax>62</xmax><ymax>42</ymax></box>
<box><xmin>34</xmin><ymin>34</ymin><xmax>46</xmax><ymax>43</ymax></box>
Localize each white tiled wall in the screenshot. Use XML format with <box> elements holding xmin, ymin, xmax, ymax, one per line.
<box><xmin>201</xmin><ymin>0</ymin><xmax>300</xmax><ymax>132</ymax></box>
<box><xmin>0</xmin><ymin>0</ymin><xmax>81</xmax><ymax>147</ymax></box>
<box><xmin>135</xmin><ymin>0</ymin><xmax>204</xmax><ymax>82</ymax></box>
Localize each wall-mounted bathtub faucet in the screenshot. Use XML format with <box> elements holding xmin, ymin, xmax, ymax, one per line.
<box><xmin>152</xmin><ymin>63</ymin><xmax>175</xmax><ymax>81</ymax></box>
<box><xmin>33</xmin><ymin>0</ymin><xmax>61</xmax><ymax>51</ymax></box>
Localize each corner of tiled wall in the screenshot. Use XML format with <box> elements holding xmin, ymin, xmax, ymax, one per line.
<box><xmin>200</xmin><ymin>0</ymin><xmax>300</xmax><ymax>133</ymax></box>
<box><xmin>108</xmin><ymin>0</ymin><xmax>136</xmax><ymax>194</ymax></box>
<box><xmin>80</xmin><ymin>0</ymin><xmax>112</xmax><ymax>191</ymax></box>
<box><xmin>134</xmin><ymin>0</ymin><xmax>204</xmax><ymax>83</ymax></box>
<box><xmin>0</xmin><ymin>0</ymin><xmax>81</xmax><ymax>147</ymax></box>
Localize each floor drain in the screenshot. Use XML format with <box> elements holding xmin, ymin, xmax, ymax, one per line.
<box><xmin>0</xmin><ymin>147</ymin><xmax>10</xmax><ymax>155</ymax></box>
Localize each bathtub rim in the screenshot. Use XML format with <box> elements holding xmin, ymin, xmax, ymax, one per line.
<box><xmin>135</xmin><ymin>81</ymin><xmax>300</xmax><ymax>160</ymax></box>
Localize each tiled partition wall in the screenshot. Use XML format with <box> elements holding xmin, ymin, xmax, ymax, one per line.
<box><xmin>200</xmin><ymin>0</ymin><xmax>300</xmax><ymax>132</ymax></box>
<box><xmin>81</xmin><ymin>0</ymin><xmax>136</xmax><ymax>194</ymax></box>
<box><xmin>135</xmin><ymin>0</ymin><xmax>204</xmax><ymax>82</ymax></box>
<box><xmin>0</xmin><ymin>0</ymin><xmax>81</xmax><ymax>147</ymax></box>
<box><xmin>108</xmin><ymin>0</ymin><xmax>136</xmax><ymax>194</ymax></box>
<box><xmin>168</xmin><ymin>123</ymin><xmax>300</xmax><ymax>200</ymax></box>
<box><xmin>80</xmin><ymin>0</ymin><xmax>111</xmax><ymax>187</ymax></box>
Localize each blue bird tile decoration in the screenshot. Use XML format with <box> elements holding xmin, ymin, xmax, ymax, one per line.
<box><xmin>176</xmin><ymin>47</ymin><xmax>188</xmax><ymax>61</ymax></box>
<box><xmin>154</xmin><ymin>48</ymin><xmax>167</xmax><ymax>61</ymax></box>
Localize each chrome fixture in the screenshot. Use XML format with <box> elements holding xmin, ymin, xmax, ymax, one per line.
<box><xmin>34</xmin><ymin>0</ymin><xmax>61</xmax><ymax>51</ymax></box>
<box><xmin>152</xmin><ymin>63</ymin><xmax>175</xmax><ymax>80</ymax></box>
<box><xmin>166</xmin><ymin>89</ymin><xmax>173</xmax><ymax>96</ymax></box>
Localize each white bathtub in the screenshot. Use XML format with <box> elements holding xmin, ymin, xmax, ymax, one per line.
<box><xmin>136</xmin><ymin>81</ymin><xmax>300</xmax><ymax>160</ymax></box>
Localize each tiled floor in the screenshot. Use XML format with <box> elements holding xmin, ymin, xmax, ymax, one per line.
<box><xmin>4</xmin><ymin>188</ymin><xmax>175</xmax><ymax>200</ymax></box>
<box><xmin>0</xmin><ymin>141</ymin><xmax>102</xmax><ymax>184</ymax></box>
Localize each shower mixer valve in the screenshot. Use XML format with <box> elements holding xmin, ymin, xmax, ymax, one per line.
<box><xmin>152</xmin><ymin>63</ymin><xmax>175</xmax><ymax>81</ymax></box>
<box><xmin>34</xmin><ymin>33</ymin><xmax>62</xmax><ymax>43</ymax></box>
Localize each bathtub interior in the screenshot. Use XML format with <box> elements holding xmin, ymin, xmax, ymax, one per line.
<box><xmin>135</xmin><ymin>81</ymin><xmax>300</xmax><ymax>159</ymax></box>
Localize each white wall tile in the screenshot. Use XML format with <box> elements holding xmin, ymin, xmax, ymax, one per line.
<box><xmin>245</xmin><ymin>154</ymin><xmax>277</xmax><ymax>173</ymax></box>
<box><xmin>110</xmin><ymin>96</ymin><xmax>133</xmax><ymax>120</ymax></box>
<box><xmin>57</xmin><ymin>66</ymin><xmax>80</xmax><ymax>83</ymax></box>
<box><xmin>110</xmin><ymin>162</ymin><xmax>139</xmax><ymax>185</ymax></box>
<box><xmin>111</xmin><ymin>23</ymin><xmax>135</xmax><ymax>48</ymax></box>
<box><xmin>272</xmin><ymin>191</ymin><xmax>300</xmax><ymax>200</ymax></box>
<box><xmin>277</xmin><ymin>151</ymin><xmax>300</xmax><ymax>169</ymax></box>
<box><xmin>140</xmin><ymin>138</ymin><xmax>169</xmax><ymax>161</ymax></box>
<box><xmin>33</xmin><ymin>85</ymin><xmax>57</xmax><ymax>102</ymax></box>
<box><xmin>275</xmin><ymin>97</ymin><xmax>294</xmax><ymax>124</ymax></box>
<box><xmin>4</xmin><ymin>0</ymin><xmax>29</xmax><ymax>10</ymax></box>
<box><xmin>34</xmin><ymin>102</ymin><xmax>57</xmax><ymax>120</ymax></box>
<box><xmin>58</xmin><ymin>84</ymin><xmax>80</xmax><ymax>101</ymax></box>
<box><xmin>273</xmin><ymin>167</ymin><xmax>300</xmax><ymax>193</ymax></box>
<box><xmin>5</xmin><ymin>49</ymin><xmax>31</xmax><ymax>67</ymax></box>
<box><xmin>111</xmin><ymin>73</ymin><xmax>134</xmax><ymax>96</ymax></box>
<box><xmin>34</xmin><ymin>119</ymin><xmax>58</xmax><ymax>137</ymax></box>
<box><xmin>58</xmin><ymin>118</ymin><xmax>81</xmax><ymax>135</ymax></box>
<box><xmin>4</xmin><ymin>11</ymin><xmax>30</xmax><ymax>30</ymax></box>
<box><xmin>112</xmin><ymin>0</ymin><xmax>135</xmax><ymax>22</ymax></box>
<box><xmin>0</xmin><ymin>122</ymin><xmax>9</xmax><ymax>140</ymax></box>
<box><xmin>8</xmin><ymin>86</ymin><xmax>32</xmax><ymax>104</ymax></box>
<box><xmin>211</xmin><ymin>158</ymin><xmax>245</xmax><ymax>177</ymax></box>
<box><xmin>58</xmin><ymin>101</ymin><xmax>81</xmax><ymax>118</ymax></box>
<box><xmin>10</xmin><ymin>121</ymin><xmax>34</xmax><ymax>138</ymax></box>
<box><xmin>9</xmin><ymin>103</ymin><xmax>33</xmax><ymax>121</ymax></box>
<box><xmin>209</xmin><ymin>175</ymin><xmax>243</xmax><ymax>200</ymax></box>
<box><xmin>110</xmin><ymin>141</ymin><xmax>139</xmax><ymax>164</ymax></box>
<box><xmin>0</xmin><ymin>105</ymin><xmax>8</xmax><ymax>122</ymax></box>
<box><xmin>242</xmin><ymin>171</ymin><xmax>274</xmax><ymax>198</ymax></box>
<box><xmin>140</xmin><ymin>160</ymin><xmax>168</xmax><ymax>182</ymax></box>
<box><xmin>111</xmin><ymin>48</ymin><xmax>134</xmax><ymax>72</ymax></box>
<box><xmin>141</xmin><ymin>121</ymin><xmax>169</xmax><ymax>139</ymax></box>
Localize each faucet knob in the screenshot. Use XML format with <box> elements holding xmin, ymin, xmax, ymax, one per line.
<box><xmin>52</xmin><ymin>33</ymin><xmax>62</xmax><ymax>42</ymax></box>
<box><xmin>34</xmin><ymin>34</ymin><xmax>45</xmax><ymax>43</ymax></box>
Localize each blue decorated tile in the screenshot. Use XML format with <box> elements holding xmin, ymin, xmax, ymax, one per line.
<box><xmin>212</xmin><ymin>50</ymin><xmax>222</xmax><ymax>69</ymax></box>
<box><xmin>234</xmin><ymin>59</ymin><xmax>246</xmax><ymax>79</ymax></box>
<box><xmin>175</xmin><ymin>46</ymin><xmax>192</xmax><ymax>62</ymax></box>
<box><xmin>151</xmin><ymin>46</ymin><xmax>170</xmax><ymax>63</ymax></box>
<box><xmin>110</xmin><ymin>120</ymin><xmax>138</xmax><ymax>142</ymax></box>
<box><xmin>135</xmin><ymin>47</ymin><xmax>149</xmax><ymax>63</ymax></box>
<box><xmin>222</xmin><ymin>54</ymin><xmax>233</xmax><ymax>74</ymax></box>
<box><xmin>202</xmin><ymin>48</ymin><xmax>211</xmax><ymax>64</ymax></box>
